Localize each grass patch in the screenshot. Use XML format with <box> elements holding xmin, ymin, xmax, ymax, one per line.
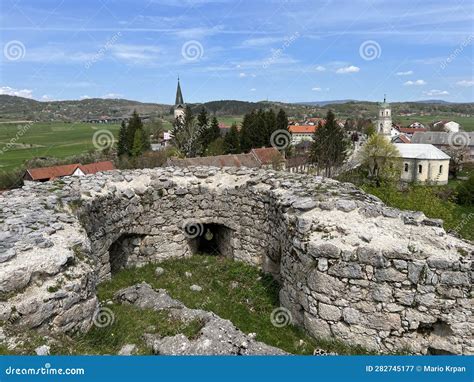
<box><xmin>96</xmin><ymin>255</ymin><xmax>371</xmax><ymax>355</ymax></box>
<box><xmin>0</xmin><ymin>255</ymin><xmax>372</xmax><ymax>355</ymax></box>
<box><xmin>362</xmin><ymin>183</ymin><xmax>473</xmax><ymax>241</ymax></box>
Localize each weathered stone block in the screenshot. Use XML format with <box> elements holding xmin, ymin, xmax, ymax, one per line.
<box><xmin>318</xmin><ymin>303</ymin><xmax>341</xmax><ymax>321</ymax></box>
<box><xmin>328</xmin><ymin>262</ymin><xmax>364</xmax><ymax>279</ymax></box>
<box><xmin>307</xmin><ymin>242</ymin><xmax>341</xmax><ymax>259</ymax></box>
<box><xmin>374</xmin><ymin>268</ymin><xmax>406</xmax><ymax>282</ymax></box>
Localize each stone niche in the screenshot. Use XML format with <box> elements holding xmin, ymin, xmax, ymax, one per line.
<box><xmin>186</xmin><ymin>223</ymin><xmax>235</xmax><ymax>257</ymax></box>
<box><xmin>0</xmin><ymin>166</ymin><xmax>472</xmax><ymax>355</ymax></box>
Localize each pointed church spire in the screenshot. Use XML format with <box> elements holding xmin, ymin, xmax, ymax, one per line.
<box><xmin>175</xmin><ymin>77</ymin><xmax>184</xmax><ymax>106</ymax></box>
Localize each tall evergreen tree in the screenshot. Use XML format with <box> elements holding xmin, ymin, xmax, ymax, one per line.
<box><xmin>117</xmin><ymin>120</ymin><xmax>128</xmax><ymax>156</ymax></box>
<box><xmin>126</xmin><ymin>111</ymin><xmax>142</xmax><ymax>153</ymax></box>
<box><xmin>239</xmin><ymin>111</ymin><xmax>255</xmax><ymax>152</ymax></box>
<box><xmin>223</xmin><ymin>123</ymin><xmax>240</xmax><ymax>154</ymax></box>
<box><xmin>264</xmin><ymin>109</ymin><xmax>276</xmax><ymax>139</ymax></box>
<box><xmin>131</xmin><ymin>129</ymin><xmax>144</xmax><ymax>157</ymax></box>
<box><xmin>197</xmin><ymin>107</ymin><xmax>209</xmax><ymax>131</ymax></box>
<box><xmin>309</xmin><ymin>110</ymin><xmax>349</xmax><ymax>177</ymax></box>
<box><xmin>275</xmin><ymin>108</ymin><xmax>288</xmax><ymax>132</ymax></box>
<box><xmin>209</xmin><ymin>116</ymin><xmax>221</xmax><ymax>142</ymax></box>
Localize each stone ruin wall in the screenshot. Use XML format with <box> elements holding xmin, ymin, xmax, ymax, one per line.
<box><xmin>0</xmin><ymin>167</ymin><xmax>472</xmax><ymax>354</ymax></box>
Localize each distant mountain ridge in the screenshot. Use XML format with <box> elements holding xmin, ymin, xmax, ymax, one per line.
<box><xmin>0</xmin><ymin>95</ymin><xmax>472</xmax><ymax>123</ymax></box>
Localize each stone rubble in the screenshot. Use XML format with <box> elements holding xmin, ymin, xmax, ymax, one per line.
<box><xmin>0</xmin><ymin>166</ymin><xmax>472</xmax><ymax>354</ymax></box>
<box><xmin>115</xmin><ymin>282</ymin><xmax>286</xmax><ymax>355</ymax></box>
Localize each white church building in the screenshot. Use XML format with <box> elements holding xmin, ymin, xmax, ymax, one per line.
<box><xmin>376</xmin><ymin>97</ymin><xmax>450</xmax><ymax>185</ymax></box>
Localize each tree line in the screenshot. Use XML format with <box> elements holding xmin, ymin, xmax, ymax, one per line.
<box><xmin>171</xmin><ymin>106</ymin><xmax>289</xmax><ymax>157</ymax></box>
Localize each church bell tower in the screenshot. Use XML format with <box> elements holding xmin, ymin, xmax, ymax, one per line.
<box><xmin>376</xmin><ymin>95</ymin><xmax>392</xmax><ymax>137</ymax></box>
<box><xmin>174</xmin><ymin>77</ymin><xmax>185</xmax><ymax>121</ymax></box>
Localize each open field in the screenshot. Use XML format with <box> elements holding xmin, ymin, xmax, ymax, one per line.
<box><xmin>393</xmin><ymin>115</ymin><xmax>474</xmax><ymax>131</ymax></box>
<box><xmin>0</xmin><ymin>116</ymin><xmax>244</xmax><ymax>173</ymax></box>
<box><xmin>0</xmin><ymin>122</ymin><xmax>120</xmax><ymax>172</ymax></box>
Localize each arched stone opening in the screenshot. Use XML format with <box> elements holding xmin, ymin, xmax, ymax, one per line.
<box><xmin>108</xmin><ymin>233</ymin><xmax>146</xmax><ymax>275</ymax></box>
<box><xmin>187</xmin><ymin>223</ymin><xmax>235</xmax><ymax>258</ymax></box>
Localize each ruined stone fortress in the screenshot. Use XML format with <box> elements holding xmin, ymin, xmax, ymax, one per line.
<box><xmin>0</xmin><ymin>167</ymin><xmax>472</xmax><ymax>354</ymax></box>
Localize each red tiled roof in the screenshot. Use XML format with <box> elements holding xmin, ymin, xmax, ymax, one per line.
<box><xmin>397</xmin><ymin>127</ymin><xmax>428</xmax><ymax>134</ymax></box>
<box><xmin>250</xmin><ymin>147</ymin><xmax>284</xmax><ymax>165</ymax></box>
<box><xmin>26</xmin><ymin>164</ymin><xmax>81</xmax><ymax>181</ymax></box>
<box><xmin>167</xmin><ymin>154</ymin><xmax>260</xmax><ymax>168</ymax></box>
<box><xmin>395</xmin><ymin>135</ymin><xmax>411</xmax><ymax>143</ymax></box>
<box><xmin>25</xmin><ymin>161</ymin><xmax>115</xmax><ymax>181</ymax></box>
<box><xmin>80</xmin><ymin>161</ymin><xmax>115</xmax><ymax>174</ymax></box>
<box><xmin>289</xmin><ymin>125</ymin><xmax>317</xmax><ymax>134</ymax></box>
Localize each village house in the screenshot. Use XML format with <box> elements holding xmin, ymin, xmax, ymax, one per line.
<box><xmin>167</xmin><ymin>147</ymin><xmax>285</xmax><ymax>170</ymax></box>
<box><xmin>23</xmin><ymin>161</ymin><xmax>115</xmax><ymax>182</ymax></box>
<box><xmin>288</xmin><ymin>125</ymin><xmax>317</xmax><ymax>146</ymax></box>
<box><xmin>433</xmin><ymin>120</ymin><xmax>460</xmax><ymax>133</ymax></box>
<box><xmin>394</xmin><ymin>144</ymin><xmax>450</xmax><ymax>185</ymax></box>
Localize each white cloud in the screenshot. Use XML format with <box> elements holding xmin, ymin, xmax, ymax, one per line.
<box><xmin>239</xmin><ymin>72</ymin><xmax>247</xmax><ymax>78</ymax></box>
<box><xmin>336</xmin><ymin>65</ymin><xmax>360</xmax><ymax>74</ymax></box>
<box><xmin>423</xmin><ymin>89</ymin><xmax>449</xmax><ymax>96</ymax></box>
<box><xmin>250</xmin><ymin>88</ymin><xmax>256</xmax><ymax>92</ymax></box>
<box><xmin>101</xmin><ymin>93</ymin><xmax>123</xmax><ymax>99</ymax></box>
<box><xmin>0</xmin><ymin>86</ymin><xmax>33</xmax><ymax>98</ymax></box>
<box><xmin>456</xmin><ymin>80</ymin><xmax>474</xmax><ymax>87</ymax></box>
<box><xmin>111</xmin><ymin>44</ymin><xmax>160</xmax><ymax>63</ymax></box>
<box><xmin>312</xmin><ymin>87</ymin><xmax>322</xmax><ymax>91</ymax></box>
<box><xmin>241</xmin><ymin>37</ymin><xmax>283</xmax><ymax>47</ymax></box>
<box><xmin>396</xmin><ymin>70</ymin><xmax>413</xmax><ymax>76</ymax></box>
<box><xmin>404</xmin><ymin>79</ymin><xmax>426</xmax><ymax>86</ymax></box>
<box><xmin>314</xmin><ymin>65</ymin><xmax>326</xmax><ymax>72</ymax></box>
<box><xmin>41</xmin><ymin>94</ymin><xmax>55</xmax><ymax>101</ymax></box>
<box><xmin>80</xmin><ymin>95</ymin><xmax>91</xmax><ymax>100</ymax></box>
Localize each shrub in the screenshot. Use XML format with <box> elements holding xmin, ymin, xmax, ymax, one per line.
<box><xmin>456</xmin><ymin>174</ymin><xmax>474</xmax><ymax>206</ymax></box>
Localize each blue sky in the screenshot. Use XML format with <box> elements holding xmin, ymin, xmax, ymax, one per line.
<box><xmin>0</xmin><ymin>0</ymin><xmax>473</xmax><ymax>104</ymax></box>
